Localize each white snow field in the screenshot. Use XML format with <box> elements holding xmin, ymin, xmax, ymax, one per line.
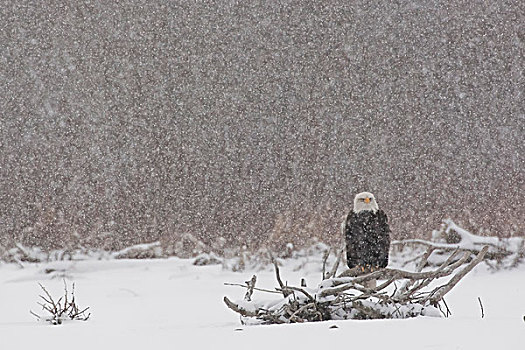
<box><xmin>1</xmin><ymin>257</ymin><xmax>524</xmax><ymax>350</ymax></box>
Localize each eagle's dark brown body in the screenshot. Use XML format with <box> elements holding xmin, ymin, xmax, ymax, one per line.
<box><xmin>344</xmin><ymin>209</ymin><xmax>391</xmax><ymax>269</ymax></box>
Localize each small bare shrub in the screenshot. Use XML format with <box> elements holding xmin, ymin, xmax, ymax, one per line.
<box><xmin>30</xmin><ymin>280</ymin><xmax>90</xmax><ymax>325</ymax></box>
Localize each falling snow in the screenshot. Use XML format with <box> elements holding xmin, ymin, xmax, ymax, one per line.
<box><xmin>0</xmin><ymin>1</ymin><xmax>523</xmax><ymax>252</ymax></box>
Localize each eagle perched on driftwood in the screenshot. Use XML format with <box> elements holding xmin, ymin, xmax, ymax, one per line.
<box><xmin>343</xmin><ymin>192</ymin><xmax>391</xmax><ymax>272</ymax></box>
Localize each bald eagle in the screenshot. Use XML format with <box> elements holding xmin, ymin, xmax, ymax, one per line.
<box><xmin>343</xmin><ymin>192</ymin><xmax>391</xmax><ymax>271</ymax></box>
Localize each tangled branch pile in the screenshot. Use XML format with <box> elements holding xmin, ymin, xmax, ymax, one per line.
<box><xmin>392</xmin><ymin>219</ymin><xmax>525</xmax><ymax>270</ymax></box>
<box><xmin>224</xmin><ymin>246</ymin><xmax>488</xmax><ymax>324</ymax></box>
<box><xmin>30</xmin><ymin>280</ymin><xmax>91</xmax><ymax>325</ymax></box>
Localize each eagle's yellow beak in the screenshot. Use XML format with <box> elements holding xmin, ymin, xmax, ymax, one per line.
<box><xmin>364</xmin><ymin>197</ymin><xmax>371</xmax><ymax>204</ymax></box>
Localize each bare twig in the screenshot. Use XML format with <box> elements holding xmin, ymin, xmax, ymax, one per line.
<box><xmin>280</xmin><ymin>286</ymin><xmax>315</xmax><ymax>302</ymax></box>
<box><xmin>244</xmin><ymin>275</ymin><xmax>257</xmax><ymax>302</ymax></box>
<box><xmin>224</xmin><ymin>282</ymin><xmax>281</xmax><ymax>294</ymax></box>
<box><xmin>268</xmin><ymin>250</ymin><xmax>292</xmax><ymax>297</ymax></box>
<box><xmin>301</xmin><ymin>278</ymin><xmax>307</xmax><ymax>287</ymax></box>
<box><xmin>478</xmin><ymin>297</ymin><xmax>484</xmax><ymax>318</ymax></box>
<box><xmin>321</xmin><ymin>249</ymin><xmax>330</xmax><ymax>280</ymax></box>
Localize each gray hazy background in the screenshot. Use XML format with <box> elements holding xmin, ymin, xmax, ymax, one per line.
<box><xmin>1</xmin><ymin>1</ymin><xmax>523</xmax><ymax>252</ymax></box>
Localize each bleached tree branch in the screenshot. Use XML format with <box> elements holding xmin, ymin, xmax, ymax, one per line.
<box><xmin>224</xmin><ymin>246</ymin><xmax>489</xmax><ymax>324</ymax></box>
<box><xmin>244</xmin><ymin>275</ymin><xmax>257</xmax><ymax>302</ymax></box>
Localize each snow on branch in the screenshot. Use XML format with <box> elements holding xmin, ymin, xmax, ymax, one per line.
<box><xmin>391</xmin><ymin>219</ymin><xmax>524</xmax><ymax>269</ymax></box>
<box><xmin>112</xmin><ymin>241</ymin><xmax>163</xmax><ymax>259</ymax></box>
<box><xmin>224</xmin><ymin>246</ymin><xmax>488</xmax><ymax>324</ymax></box>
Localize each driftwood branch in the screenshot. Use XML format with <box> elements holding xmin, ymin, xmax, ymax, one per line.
<box><xmin>223</xmin><ymin>296</ymin><xmax>258</xmax><ymax>317</ymax></box>
<box><xmin>391</xmin><ymin>219</ymin><xmax>522</xmax><ymax>268</ymax></box>
<box><xmin>395</xmin><ymin>246</ymin><xmax>436</xmax><ymax>295</ymax></box>
<box><xmin>327</xmin><ymin>248</ymin><xmax>344</xmax><ymax>280</ymax></box>
<box><xmin>426</xmin><ymin>246</ymin><xmax>488</xmax><ymax>303</ymax></box>
<box><xmin>225</xmin><ymin>246</ymin><xmax>488</xmax><ymax>324</ymax></box>
<box><xmin>392</xmin><ymin>239</ymin><xmax>499</xmax><ymax>257</ymax></box>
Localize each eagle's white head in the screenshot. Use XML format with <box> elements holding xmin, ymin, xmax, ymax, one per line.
<box><xmin>353</xmin><ymin>192</ymin><xmax>379</xmax><ymax>213</ymax></box>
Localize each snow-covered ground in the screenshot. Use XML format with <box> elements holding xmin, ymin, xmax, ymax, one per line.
<box><xmin>1</xmin><ymin>256</ymin><xmax>524</xmax><ymax>350</ymax></box>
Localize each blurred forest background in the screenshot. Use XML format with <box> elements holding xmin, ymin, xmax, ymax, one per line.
<box><xmin>1</xmin><ymin>1</ymin><xmax>523</xmax><ymax>253</ymax></box>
